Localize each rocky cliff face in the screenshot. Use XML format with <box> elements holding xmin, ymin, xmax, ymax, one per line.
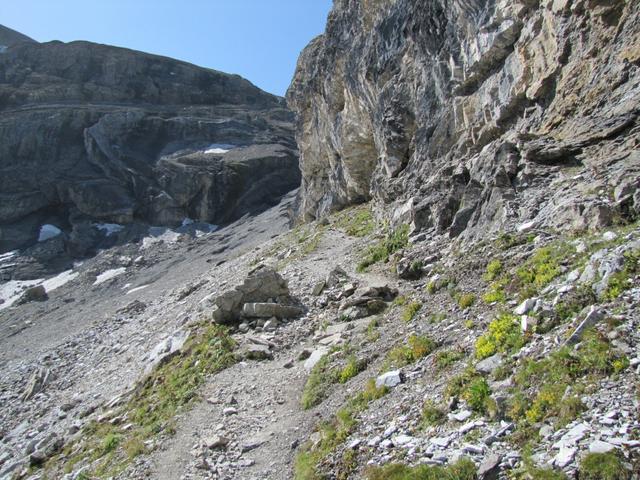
<box><xmin>0</xmin><ymin>33</ymin><xmax>299</xmax><ymax>253</ymax></box>
<box><xmin>288</xmin><ymin>0</ymin><xmax>640</xmax><ymax>238</ymax></box>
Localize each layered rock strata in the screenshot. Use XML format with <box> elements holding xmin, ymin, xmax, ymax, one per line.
<box><xmin>288</xmin><ymin>0</ymin><xmax>640</xmax><ymax>238</ymax></box>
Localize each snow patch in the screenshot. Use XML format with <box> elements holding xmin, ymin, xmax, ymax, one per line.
<box><xmin>0</xmin><ymin>279</ymin><xmax>43</xmax><ymax>310</ymax></box>
<box><xmin>95</xmin><ymin>223</ymin><xmax>124</xmax><ymax>236</ymax></box>
<box><xmin>142</xmin><ymin>227</ymin><xmax>181</xmax><ymax>249</ymax></box>
<box><xmin>0</xmin><ymin>250</ymin><xmax>18</xmax><ymax>263</ymax></box>
<box><xmin>204</xmin><ymin>143</ymin><xmax>235</xmax><ymax>155</ymax></box>
<box><xmin>42</xmin><ymin>270</ymin><xmax>79</xmax><ymax>292</ymax></box>
<box><xmin>38</xmin><ymin>224</ymin><xmax>62</xmax><ymax>242</ymax></box>
<box><xmin>127</xmin><ymin>284</ymin><xmax>150</xmax><ymax>295</ymax></box>
<box><xmin>94</xmin><ymin>267</ymin><xmax>126</xmax><ymax>285</ymax></box>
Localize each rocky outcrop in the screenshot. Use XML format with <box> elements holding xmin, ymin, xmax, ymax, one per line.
<box><xmin>0</xmin><ymin>30</ymin><xmax>299</xmax><ymax>252</ymax></box>
<box><xmin>288</xmin><ymin>0</ymin><xmax>640</xmax><ymax>239</ymax></box>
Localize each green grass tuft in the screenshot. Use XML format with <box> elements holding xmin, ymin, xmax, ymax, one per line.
<box><xmin>579</xmin><ymin>452</ymin><xmax>630</xmax><ymax>480</ymax></box>
<box><xmin>357</xmin><ymin>225</ymin><xmax>409</xmax><ymax>272</ymax></box>
<box><xmin>364</xmin><ymin>457</ymin><xmax>477</xmax><ymax>480</ymax></box>
<box><xmin>475</xmin><ymin>313</ymin><xmax>523</xmax><ymax>360</ymax></box>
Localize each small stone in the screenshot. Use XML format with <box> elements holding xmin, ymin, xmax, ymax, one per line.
<box><xmin>589</xmin><ymin>440</ymin><xmax>615</xmax><ymax>454</ymax></box>
<box><xmin>380</xmin><ymin>439</ymin><xmax>393</xmax><ymax>449</ymax></box>
<box><xmin>283</xmin><ymin>359</ymin><xmax>294</xmax><ymax>369</ymax></box>
<box><xmin>514</xmin><ymin>298</ymin><xmax>537</xmax><ymax>315</ymax></box>
<box><xmin>348</xmin><ymin>439</ymin><xmax>361</xmax><ymax>449</ymax></box>
<box><xmin>478</xmin><ymin>454</ymin><xmax>501</xmax><ymax>479</ymax></box>
<box><xmin>392</xmin><ymin>435</ymin><xmax>414</xmax><ymax>446</ymax></box>
<box><xmin>204</xmin><ymin>435</ymin><xmax>229</xmax><ymax>449</ymax></box>
<box><xmin>431</xmin><ymin>436</ymin><xmax>452</xmax><ymax>448</ymax></box>
<box><xmin>462</xmin><ymin>444</ymin><xmax>484</xmax><ymax>455</ymax></box>
<box><xmin>449</xmin><ymin>410</ymin><xmax>472</xmax><ymax>422</ymax></box>
<box><xmin>241</xmin><ymin>436</ymin><xmax>267</xmax><ymax>452</ymax></box>
<box><xmin>303</xmin><ymin>348</ymin><xmax>328</xmax><ymax>370</ymax></box>
<box><xmin>554</xmin><ymin>446</ymin><xmax>576</xmax><ymax>468</ymax></box>
<box><xmin>475</xmin><ymin>354</ymin><xmax>503</xmax><ymax>374</ymax></box>
<box><xmin>312</xmin><ymin>280</ymin><xmax>326</xmax><ymax>296</ymax></box>
<box><xmin>602</xmin><ymin>231</ymin><xmax>618</xmax><ymax>241</ymax></box>
<box><xmin>223</xmin><ymin>407</ymin><xmax>238</xmax><ymax>416</ymax></box>
<box><xmin>565</xmin><ymin>307</ymin><xmax>604</xmax><ymax>345</ymax></box>
<box><xmin>375</xmin><ymin>370</ymin><xmax>404</xmax><ymax>389</ymax></box>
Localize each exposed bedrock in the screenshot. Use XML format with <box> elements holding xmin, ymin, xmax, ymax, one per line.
<box><xmin>0</xmin><ymin>37</ymin><xmax>300</xmax><ymax>252</ymax></box>
<box><xmin>287</xmin><ymin>0</ymin><xmax>640</xmax><ymax>238</ymax></box>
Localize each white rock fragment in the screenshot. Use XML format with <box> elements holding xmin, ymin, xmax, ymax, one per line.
<box><xmin>376</xmin><ymin>370</ymin><xmax>403</xmax><ymax>389</ymax></box>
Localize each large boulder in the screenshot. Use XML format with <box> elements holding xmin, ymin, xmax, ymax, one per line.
<box><xmin>212</xmin><ymin>267</ymin><xmax>298</xmax><ymax>324</ymax></box>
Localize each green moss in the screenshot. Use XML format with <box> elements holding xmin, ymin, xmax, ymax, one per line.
<box><xmin>515</xmin><ymin>244</ymin><xmax>575</xmax><ymax>299</ymax></box>
<box><xmin>421</xmin><ymin>400</ymin><xmax>446</xmax><ymax>427</ymax></box>
<box><xmin>101</xmin><ymin>433</ymin><xmax>120</xmax><ymax>454</ymax></box>
<box><xmin>509</xmin><ymin>330</ymin><xmax>628</xmax><ymax>428</ymax></box>
<box><xmin>482</xmin><ymin>279</ymin><xmax>507</xmax><ymax>304</ymax></box>
<box><xmin>357</xmin><ymin>225</ymin><xmax>409</xmax><ymax>272</ymax></box>
<box><xmin>428</xmin><ymin>312</ymin><xmax>447</xmax><ymax>324</ymax></box>
<box><xmin>295</xmin><ymin>379</ymin><xmax>388</xmax><ymax>480</ymax></box>
<box><xmin>602</xmin><ymin>249</ymin><xmax>639</xmax><ymax>301</ymax></box>
<box><xmin>484</xmin><ymin>259</ymin><xmax>503</xmax><ymax>281</ymax></box>
<box><xmin>435</xmin><ymin>349</ymin><xmax>465</xmax><ymax>370</ymax></box>
<box><xmin>384</xmin><ymin>335</ymin><xmax>436</xmax><ymax>369</ymax></box>
<box><xmin>457</xmin><ymin>293</ymin><xmax>476</xmax><ymax>309</ymax></box>
<box><xmin>579</xmin><ymin>452</ymin><xmax>630</xmax><ymax>480</ymax></box>
<box><xmin>462</xmin><ymin>377</ymin><xmax>492</xmax><ymax>414</ymax></box>
<box><xmin>401</xmin><ymin>301</ymin><xmax>422</xmax><ymax>322</ymax></box>
<box><xmin>334</xmin><ymin>204</ymin><xmax>376</xmax><ymax>237</ymax></box>
<box><xmin>301</xmin><ymin>355</ymin><xmax>338</xmax><ymax>409</ymax></box>
<box><xmin>364</xmin><ymin>457</ymin><xmax>477</xmax><ymax>480</ymax></box>
<box><xmin>475</xmin><ymin>313</ymin><xmax>523</xmax><ymax>360</ymax></box>
<box><xmin>338</xmin><ymin>356</ymin><xmax>364</xmax><ymax>384</ymax></box>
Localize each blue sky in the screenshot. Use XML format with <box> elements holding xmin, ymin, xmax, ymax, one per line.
<box><xmin>2</xmin><ymin>0</ymin><xmax>333</xmax><ymax>96</ymax></box>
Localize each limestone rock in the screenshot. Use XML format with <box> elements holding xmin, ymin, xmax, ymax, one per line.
<box><xmin>375</xmin><ymin>370</ymin><xmax>403</xmax><ymax>389</ymax></box>
<box><xmin>287</xmin><ymin>0</ymin><xmax>640</xmax><ymax>243</ymax></box>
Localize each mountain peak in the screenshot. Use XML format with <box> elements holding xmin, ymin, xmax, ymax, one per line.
<box><xmin>0</xmin><ymin>24</ymin><xmax>37</xmax><ymax>49</ymax></box>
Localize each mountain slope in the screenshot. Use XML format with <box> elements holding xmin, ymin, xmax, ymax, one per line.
<box><xmin>0</xmin><ymin>29</ymin><xmax>299</xmax><ymax>256</ymax></box>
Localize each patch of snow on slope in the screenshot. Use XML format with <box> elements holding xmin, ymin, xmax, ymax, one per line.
<box><xmin>38</xmin><ymin>224</ymin><xmax>62</xmax><ymax>242</ymax></box>
<box><xmin>42</xmin><ymin>270</ymin><xmax>79</xmax><ymax>292</ymax></box>
<box><xmin>0</xmin><ymin>250</ymin><xmax>18</xmax><ymax>263</ymax></box>
<box><xmin>142</xmin><ymin>227</ymin><xmax>181</xmax><ymax>249</ymax></box>
<box><xmin>0</xmin><ymin>279</ymin><xmax>43</xmax><ymax>310</ymax></box>
<box><xmin>94</xmin><ymin>267</ymin><xmax>126</xmax><ymax>285</ymax></box>
<box><xmin>126</xmin><ymin>284</ymin><xmax>150</xmax><ymax>295</ymax></box>
<box><xmin>204</xmin><ymin>143</ymin><xmax>235</xmax><ymax>154</ymax></box>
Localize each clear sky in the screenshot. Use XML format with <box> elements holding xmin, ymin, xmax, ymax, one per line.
<box><xmin>1</xmin><ymin>0</ymin><xmax>333</xmax><ymax>96</ymax></box>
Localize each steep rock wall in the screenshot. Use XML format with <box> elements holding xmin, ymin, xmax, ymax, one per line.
<box><xmin>0</xmin><ymin>37</ymin><xmax>299</xmax><ymax>252</ymax></box>
<box><xmin>288</xmin><ymin>0</ymin><xmax>640</xmax><ymax>238</ymax></box>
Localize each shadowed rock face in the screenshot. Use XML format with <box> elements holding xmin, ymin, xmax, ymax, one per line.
<box><xmin>288</xmin><ymin>0</ymin><xmax>640</xmax><ymax>238</ymax></box>
<box><xmin>0</xmin><ymin>33</ymin><xmax>300</xmax><ymax>252</ymax></box>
